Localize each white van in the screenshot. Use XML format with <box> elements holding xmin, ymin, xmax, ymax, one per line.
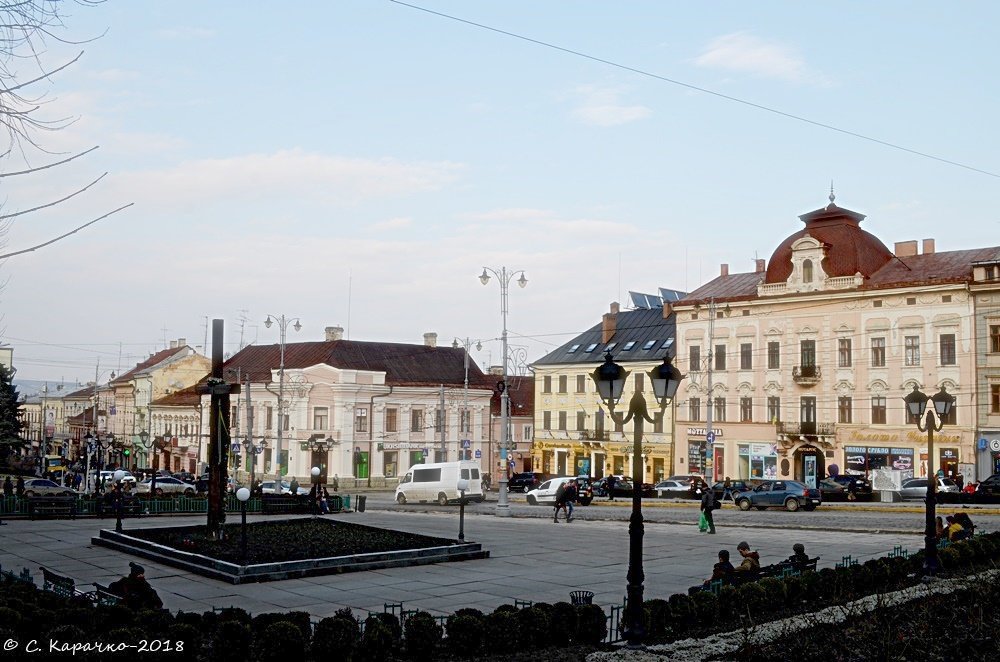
<box><xmin>395</xmin><ymin>461</ymin><xmax>485</xmax><ymax>505</ymax></box>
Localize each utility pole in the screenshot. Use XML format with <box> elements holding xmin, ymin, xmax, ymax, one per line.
<box><xmin>463</xmin><ymin>339</ymin><xmax>470</xmax><ymax>461</ymax></box>
<box><xmin>704</xmin><ymin>299</ymin><xmax>716</xmax><ymax>481</ymax></box>
<box><xmin>200</xmin><ymin>319</ymin><xmax>240</xmax><ymax>540</ymax></box>
<box><xmin>245</xmin><ymin>371</ymin><xmax>255</xmax><ymax>485</ymax></box>
<box><xmin>87</xmin><ymin>362</ymin><xmax>99</xmax><ymax>494</ymax></box>
<box><xmin>439</xmin><ymin>385</ymin><xmax>446</xmax><ymax>461</ymax></box>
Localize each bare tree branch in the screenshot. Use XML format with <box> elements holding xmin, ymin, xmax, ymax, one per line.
<box><xmin>0</xmin><ymin>203</ymin><xmax>133</xmax><ymax>260</ymax></box>
<box><xmin>0</xmin><ymin>144</ymin><xmax>98</xmax><ymax>177</ymax></box>
<box><xmin>0</xmin><ymin>171</ymin><xmax>107</xmax><ymax>220</ymax></box>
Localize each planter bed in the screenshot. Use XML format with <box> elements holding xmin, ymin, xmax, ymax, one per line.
<box><xmin>91</xmin><ymin>518</ymin><xmax>489</xmax><ymax>584</ymax></box>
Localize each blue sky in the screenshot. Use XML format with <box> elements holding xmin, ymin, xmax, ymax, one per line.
<box><xmin>3</xmin><ymin>1</ymin><xmax>999</xmax><ymax>382</ymax></box>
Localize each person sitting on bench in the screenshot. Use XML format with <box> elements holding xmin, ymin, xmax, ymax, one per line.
<box><xmin>108</xmin><ymin>562</ymin><xmax>163</xmax><ymax>611</ymax></box>
<box><xmin>704</xmin><ymin>549</ymin><xmax>735</xmax><ymax>586</ymax></box>
<box><xmin>786</xmin><ymin>543</ymin><xmax>809</xmax><ymax>565</ymax></box>
<box><xmin>734</xmin><ymin>541</ymin><xmax>760</xmax><ymax>573</ymax></box>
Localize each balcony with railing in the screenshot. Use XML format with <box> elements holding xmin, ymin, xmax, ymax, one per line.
<box><xmin>792</xmin><ymin>365</ymin><xmax>822</xmax><ymax>385</ymax></box>
<box><xmin>776</xmin><ymin>421</ymin><xmax>835</xmax><ymax>437</ymax></box>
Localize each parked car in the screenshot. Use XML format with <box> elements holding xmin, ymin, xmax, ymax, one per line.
<box><xmin>508</xmin><ymin>472</ymin><xmax>545</xmax><ymax>493</ymax></box>
<box><xmin>528</xmin><ymin>476</ymin><xmax>594</xmax><ymax>506</ymax></box>
<box><xmin>710</xmin><ymin>479</ymin><xmax>756</xmax><ymax>501</ymax></box>
<box><xmin>260</xmin><ymin>480</ymin><xmax>294</xmax><ymax>495</ymax></box>
<box><xmin>654</xmin><ymin>480</ymin><xmax>690</xmax><ymax>498</ymax></box>
<box><xmin>136</xmin><ymin>476</ymin><xmax>197</xmax><ymax>495</ymax></box>
<box><xmin>735</xmin><ymin>480</ymin><xmax>821</xmax><ymax>512</ymax></box>
<box><xmin>172</xmin><ymin>471</ymin><xmax>196</xmax><ymax>483</ymax></box>
<box><xmin>95</xmin><ymin>470</ymin><xmax>137</xmax><ymax>486</ymax></box>
<box><xmin>21</xmin><ymin>478</ymin><xmax>77</xmax><ymax>497</ymax></box>
<box><xmin>976</xmin><ymin>474</ymin><xmax>1000</xmax><ymax>497</ymax></box>
<box><xmin>899</xmin><ymin>477</ymin><xmax>960</xmax><ymax>500</ymax></box>
<box><xmin>820</xmin><ymin>474</ymin><xmax>873</xmax><ymax>501</ymax></box>
<box><xmin>592</xmin><ymin>476</ymin><xmax>656</xmax><ymax>498</ymax></box>
<box><xmin>573</xmin><ymin>476</ymin><xmax>595</xmax><ymax>506</ymax></box>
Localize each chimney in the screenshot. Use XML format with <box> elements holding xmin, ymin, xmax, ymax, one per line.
<box><xmin>922</xmin><ymin>238</ymin><xmax>935</xmax><ymax>255</ymax></box>
<box><xmin>662</xmin><ymin>301</ymin><xmax>673</xmax><ymax>319</ymax></box>
<box><xmin>755</xmin><ymin>259</ymin><xmax>766</xmax><ymax>273</ymax></box>
<box><xmin>177</xmin><ymin>337</ymin><xmax>186</xmax><ymax>348</ymax></box>
<box><xmin>423</xmin><ymin>332</ymin><xmax>438</xmax><ymax>348</ymax></box>
<box><xmin>325</xmin><ymin>326</ymin><xmax>344</xmax><ymax>341</ymax></box>
<box><xmin>894</xmin><ymin>240</ymin><xmax>918</xmax><ymax>257</ymax></box>
<box><xmin>169</xmin><ymin>340</ymin><xmax>177</xmax><ymax>349</ymax></box>
<box><xmin>721</xmin><ymin>263</ymin><xmax>729</xmax><ymax>277</ymax></box>
<box><xmin>602</xmin><ymin>302</ymin><xmax>620</xmax><ymax>343</ymax></box>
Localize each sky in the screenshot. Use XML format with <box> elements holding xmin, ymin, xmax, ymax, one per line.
<box><xmin>2</xmin><ymin>1</ymin><xmax>999</xmax><ymax>384</ymax></box>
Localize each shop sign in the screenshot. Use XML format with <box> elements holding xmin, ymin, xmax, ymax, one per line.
<box><xmin>687</xmin><ymin>428</ymin><xmax>723</xmax><ymax>437</ymax></box>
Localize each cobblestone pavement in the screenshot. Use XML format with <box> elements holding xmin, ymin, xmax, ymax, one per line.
<box><xmin>0</xmin><ymin>500</ymin><xmax>934</xmax><ymax>620</ymax></box>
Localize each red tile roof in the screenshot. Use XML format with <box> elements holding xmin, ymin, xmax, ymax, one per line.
<box><xmin>863</xmin><ymin>246</ymin><xmax>1000</xmax><ymax>289</ymax></box>
<box><xmin>491</xmin><ymin>375</ymin><xmax>534</xmax><ymax>417</ymax></box>
<box><xmin>111</xmin><ymin>347</ymin><xmax>188</xmax><ymax>385</ymax></box>
<box><xmin>220</xmin><ymin>340</ymin><xmax>495</xmax><ymax>389</ymax></box>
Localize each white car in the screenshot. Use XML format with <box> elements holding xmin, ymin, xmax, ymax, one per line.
<box><xmin>261</xmin><ymin>480</ymin><xmax>294</xmax><ymax>495</ymax></box>
<box><xmin>136</xmin><ymin>476</ymin><xmax>196</xmax><ymax>495</ymax></box>
<box><xmin>95</xmin><ymin>470</ymin><xmax>137</xmax><ymax>486</ymax></box>
<box><xmin>526</xmin><ymin>477</ymin><xmax>575</xmax><ymax>506</ymax></box>
<box><xmin>654</xmin><ymin>479</ymin><xmax>690</xmax><ymax>498</ymax></box>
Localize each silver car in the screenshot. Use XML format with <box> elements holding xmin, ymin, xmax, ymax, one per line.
<box><xmin>21</xmin><ymin>478</ymin><xmax>77</xmax><ymax>497</ymax></box>
<box><xmin>136</xmin><ymin>476</ymin><xmax>196</xmax><ymax>495</ymax></box>
<box><xmin>654</xmin><ymin>479</ymin><xmax>690</xmax><ymax>498</ymax></box>
<box><xmin>899</xmin><ymin>477</ymin><xmax>959</xmax><ymax>500</ymax></box>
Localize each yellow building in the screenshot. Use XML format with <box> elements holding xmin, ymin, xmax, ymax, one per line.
<box><xmin>531</xmin><ymin>299</ymin><xmax>680</xmax><ymax>483</ymax></box>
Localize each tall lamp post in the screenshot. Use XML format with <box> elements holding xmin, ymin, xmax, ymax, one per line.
<box><xmin>479</xmin><ymin>266</ymin><xmax>527</xmax><ymax>517</ymax></box>
<box><xmin>113</xmin><ymin>469</ymin><xmax>126</xmax><ymax>533</ymax></box>
<box><xmin>264</xmin><ymin>314</ymin><xmax>301</xmax><ymax>495</ymax></box>
<box><xmin>236</xmin><ymin>486</ymin><xmax>251</xmax><ymax>565</ymax></box>
<box><xmin>904</xmin><ymin>385</ymin><xmax>956</xmax><ymax>576</ymax></box>
<box><xmin>137</xmin><ymin>430</ymin><xmax>154</xmax><ymax>494</ymax></box>
<box><xmin>592</xmin><ymin>351</ymin><xmax>683</xmax><ymax>648</ymax></box>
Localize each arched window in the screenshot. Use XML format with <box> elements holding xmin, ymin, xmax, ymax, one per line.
<box><xmin>802</xmin><ymin>259</ymin><xmax>813</xmax><ymax>283</ymax></box>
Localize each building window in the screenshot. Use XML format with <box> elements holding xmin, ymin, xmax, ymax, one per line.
<box><xmin>871</xmin><ymin>397</ymin><xmax>887</xmax><ymax>425</ymax></box>
<box><xmin>653</xmin><ymin>411</ymin><xmax>664</xmax><ymax>433</ymax></box>
<box><xmin>266</xmin><ymin>406</ymin><xmax>273</xmax><ymax>430</ymax></box>
<box><xmin>802</xmin><ymin>259</ymin><xmax>813</xmax><ymax>283</ymax></box>
<box><xmin>542</xmin><ymin>411</ymin><xmax>551</xmax><ymax>430</ymax></box>
<box><xmin>635</xmin><ymin>373</ymin><xmax>644</xmax><ymax>392</ymax></box>
<box><xmin>904</xmin><ymin>336</ymin><xmax>920</xmax><ymax>366</ymax></box>
<box><xmin>939</xmin><ymin>334</ymin><xmax>956</xmax><ymax>366</ymax></box>
<box><xmin>622</xmin><ymin>341</ymin><xmax>637</xmax><ymax>351</ymax></box>
<box><xmin>434</xmin><ymin>410</ymin><xmax>445</xmax><ymax>433</ymax></box>
<box><xmin>767</xmin><ymin>397</ymin><xmax>780</xmax><ymax>423</ymax></box>
<box><xmin>713</xmin><ymin>397</ymin><xmax>726</xmax><ymax>423</ymax></box>
<box><xmin>543</xmin><ymin>376</ymin><xmax>552</xmax><ymax>393</ymax></box>
<box><xmin>410</xmin><ymin>409</ymin><xmax>424</xmax><ymax>432</ymax></box>
<box><xmin>992</xmin><ymin>384</ymin><xmax>1000</xmax><ymax>414</ymax></box>
<box><xmin>595</xmin><ymin>410</ymin><xmax>605</xmax><ymax>436</ymax></box>
<box><xmin>567</xmin><ymin>344</ymin><xmax>580</xmax><ymax>353</ymax></box>
<box><xmin>800</xmin><ymin>340</ymin><xmax>816</xmax><ymax>367</ymax></box>
<box><xmin>990</xmin><ymin>325</ymin><xmax>1000</xmax><ymax>353</ymax></box>
<box><xmin>281</xmin><ymin>414</ymin><xmax>289</xmax><ymax>431</ymax></box>
<box><xmin>740</xmin><ymin>343</ymin><xmax>753</xmax><ymax>370</ymax></box>
<box><xmin>871</xmin><ymin>337</ymin><xmax>886</xmax><ymax>367</ymax></box>
<box><xmin>940</xmin><ymin>403</ymin><xmax>957</xmax><ymax>426</ymax></box>
<box><xmin>576</xmin><ymin>375</ymin><xmax>586</xmax><ymax>393</ymax></box>
<box><xmin>558</xmin><ymin>411</ymin><xmax>567</xmax><ymax>431</ymax></box>
<box><xmin>354</xmin><ymin>408</ymin><xmax>369</xmax><ymax>433</ymax></box>
<box><xmin>558</xmin><ymin>375</ymin><xmax>567</xmax><ymax>393</ymax></box>
<box><xmin>987</xmin><ymin>266</ymin><xmax>996</xmax><ymax>280</ymax></box>
<box><xmin>523</xmin><ymin>425</ymin><xmax>533</xmax><ymax>440</ymax></box>
<box><xmin>873</xmin><ymin>300</ymin><xmax>883</xmax><ymax>308</ymax></box>
<box><xmin>313</xmin><ymin>407</ymin><xmax>329</xmax><ymax>430</ymax></box>
<box><xmin>768</xmin><ymin>342</ymin><xmax>780</xmax><ymax>370</ymax></box>
<box><xmin>838</xmin><ymin>339</ymin><xmax>852</xmax><ymax>367</ymax></box>
<box><xmin>460</xmin><ymin>409</ymin><xmax>471</xmax><ymax>434</ymax></box>
<box><xmin>643</xmin><ymin>340</ymin><xmax>656</xmax><ymax>350</ymax></box>
<box><xmin>689</xmin><ymin>397</ymin><xmax>701</xmax><ymax>422</ymax></box>
<box><xmin>689</xmin><ymin>345</ymin><xmax>701</xmax><ymax>371</ymax></box>
<box><xmin>838</xmin><ymin>397</ymin><xmax>853</xmax><ymax>424</ymax></box>
<box><xmin>740</xmin><ymin>397</ymin><xmax>753</xmax><ymax>422</ymax></box>
<box><xmin>585</xmin><ymin>343</ymin><xmax>598</xmax><ymax>353</ymax></box>
<box><xmin>714</xmin><ymin>344</ymin><xmax>726</xmax><ymax>371</ymax></box>
<box><xmin>385</xmin><ymin>408</ymin><xmax>398</xmax><ymax>433</ymax></box>
<box><xmin>906</xmin><ymin>297</ymin><xmax>916</xmax><ymax>305</ymax></box>
<box><xmin>800</xmin><ymin>397</ymin><xmax>816</xmax><ymax>426</ymax></box>
<box><xmin>576</xmin><ymin>411</ymin><xmax>586</xmax><ymax>431</ymax></box>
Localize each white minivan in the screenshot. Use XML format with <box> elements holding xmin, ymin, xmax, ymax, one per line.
<box><xmin>395</xmin><ymin>461</ymin><xmax>485</xmax><ymax>505</ymax></box>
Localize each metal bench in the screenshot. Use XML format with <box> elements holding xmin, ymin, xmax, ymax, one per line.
<box><xmin>40</xmin><ymin>566</ymin><xmax>87</xmax><ymax>599</ymax></box>
<box><xmin>92</xmin><ymin>582</ymin><xmax>122</xmax><ymax>606</ymax></box>
<box><xmin>261</xmin><ymin>495</ymin><xmax>310</xmax><ymax>514</ymax></box>
<box><xmin>27</xmin><ymin>496</ymin><xmax>77</xmax><ymax>520</ymax></box>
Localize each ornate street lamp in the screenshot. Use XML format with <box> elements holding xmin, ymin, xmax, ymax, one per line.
<box><xmin>904</xmin><ymin>385</ymin><xmax>956</xmax><ymax>576</ymax></box>
<box><xmin>592</xmin><ymin>350</ymin><xmax>683</xmax><ymax>648</ymax></box>
<box><xmin>113</xmin><ymin>468</ymin><xmax>127</xmax><ymax>533</ymax></box>
<box><xmin>479</xmin><ymin>266</ymin><xmax>527</xmax><ymax>516</ymax></box>
<box><xmin>236</xmin><ymin>486</ymin><xmax>251</xmax><ymax>565</ymax></box>
<box><xmin>264</xmin><ymin>314</ymin><xmax>302</xmax><ymax>494</ymax></box>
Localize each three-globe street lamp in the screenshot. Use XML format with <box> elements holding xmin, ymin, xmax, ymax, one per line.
<box><xmin>479</xmin><ymin>266</ymin><xmax>527</xmax><ymax>517</ymax></box>
<box><xmin>592</xmin><ymin>351</ymin><xmax>683</xmax><ymax>648</ymax></box>
<box><xmin>113</xmin><ymin>469</ymin><xmax>127</xmax><ymax>533</ymax></box>
<box><xmin>236</xmin><ymin>486</ymin><xmax>251</xmax><ymax>565</ymax></box>
<box><xmin>264</xmin><ymin>314</ymin><xmax>301</xmax><ymax>495</ymax></box>
<box><xmin>904</xmin><ymin>385</ymin><xmax>956</xmax><ymax>576</ymax></box>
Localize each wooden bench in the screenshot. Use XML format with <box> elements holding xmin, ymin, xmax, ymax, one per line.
<box><xmin>96</xmin><ymin>495</ymin><xmax>145</xmax><ymax>517</ymax></box>
<box><xmin>261</xmin><ymin>495</ymin><xmax>310</xmax><ymax>515</ymax></box>
<box><xmin>27</xmin><ymin>496</ymin><xmax>77</xmax><ymax>520</ymax></box>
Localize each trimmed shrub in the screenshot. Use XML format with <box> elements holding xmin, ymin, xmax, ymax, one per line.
<box><xmin>782</xmin><ymin>576</ymin><xmax>804</xmax><ymax>607</ymax></box>
<box><xmin>691</xmin><ymin>590</ymin><xmax>719</xmax><ymax>628</ymax></box>
<box><xmin>483</xmin><ymin>608</ymin><xmax>519</xmax><ymax>653</ymax></box>
<box><xmin>574</xmin><ymin>603</ymin><xmax>607</xmax><ymax>645</ymax></box>
<box><xmin>938</xmin><ymin>546</ymin><xmax>959</xmax><ymax>570</ymax></box>
<box><xmin>368</xmin><ymin>612</ymin><xmax>402</xmax><ymax>646</ymax></box>
<box><xmin>445</xmin><ymin>614</ymin><xmax>482</xmax><ymax>656</ymax></box>
<box><xmin>404</xmin><ymin>611</ymin><xmax>442</xmax><ymax>662</ymax></box>
<box><xmin>517</xmin><ymin>605</ymin><xmax>552</xmax><ymax>648</ymax></box>
<box><xmin>643</xmin><ymin>598</ymin><xmax>670</xmax><ymax>640</ymax></box>
<box><xmin>137</xmin><ymin>607</ymin><xmax>175</xmax><ymax>636</ymax></box>
<box><xmin>667</xmin><ymin>593</ymin><xmax>695</xmax><ymax>634</ymax></box>
<box><xmin>0</xmin><ymin>607</ymin><xmax>22</xmax><ymax>636</ymax></box>
<box><xmin>212</xmin><ymin>619</ymin><xmax>252</xmax><ymax>662</ymax></box>
<box><xmin>493</xmin><ymin>603</ymin><xmax>518</xmax><ymax>614</ymax></box>
<box><xmin>251</xmin><ymin>611</ymin><xmax>312</xmax><ymax>642</ymax></box>
<box><xmin>359</xmin><ymin>617</ymin><xmax>396</xmax><ymax>662</ymax></box>
<box><xmin>716</xmin><ymin>585</ymin><xmax>740</xmax><ymax>623</ymax></box>
<box><xmin>253</xmin><ymin>621</ymin><xmax>306</xmax><ymax>662</ymax></box>
<box><xmin>175</xmin><ymin>610</ymin><xmax>206</xmax><ymax>629</ymax></box>
<box><xmin>549</xmin><ymin>601</ymin><xmax>577</xmax><ymax>646</ymax></box>
<box><xmin>217</xmin><ymin>607</ymin><xmax>252</xmax><ymax>626</ymax></box>
<box><xmin>48</xmin><ymin>624</ymin><xmax>86</xmax><ymax>645</ymax></box>
<box><xmin>756</xmin><ymin>577</ymin><xmax>784</xmax><ymax>609</ymax></box>
<box><xmin>167</xmin><ymin>623</ymin><xmax>202</xmax><ymax>656</ymax></box>
<box><xmin>313</xmin><ymin>615</ymin><xmax>360</xmax><ymax>662</ymax></box>
<box><xmin>735</xmin><ymin>581</ymin><xmax>767</xmax><ymax>615</ymax></box>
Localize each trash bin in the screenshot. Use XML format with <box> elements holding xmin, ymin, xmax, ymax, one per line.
<box><xmin>569</xmin><ymin>590</ymin><xmax>594</xmax><ymax>606</ymax></box>
<box><xmin>357</xmin><ymin>495</ymin><xmax>366</xmax><ymax>512</ymax></box>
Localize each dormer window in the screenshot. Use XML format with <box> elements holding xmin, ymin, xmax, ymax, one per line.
<box><xmin>802</xmin><ymin>259</ymin><xmax>813</xmax><ymax>283</ymax></box>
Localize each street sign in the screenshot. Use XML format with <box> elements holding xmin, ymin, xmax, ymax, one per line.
<box><xmin>230</xmin><ymin>442</ymin><xmax>241</xmax><ymax>453</ymax></box>
<box><xmin>991</xmin><ymin>439</ymin><xmax>1000</xmax><ymax>453</ymax></box>
<box><xmin>706</xmin><ymin>431</ymin><xmax>716</xmax><ymax>444</ymax></box>
<box><xmin>474</xmin><ymin>449</ymin><xmax>482</xmax><ymax>459</ymax></box>
<box><xmin>422</xmin><ymin>448</ymin><xmax>429</xmax><ymax>457</ymax></box>
<box><xmin>462</xmin><ymin>439</ymin><xmax>471</xmax><ymax>449</ymax></box>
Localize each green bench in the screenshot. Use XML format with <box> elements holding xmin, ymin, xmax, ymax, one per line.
<box><xmin>27</xmin><ymin>496</ymin><xmax>77</xmax><ymax>520</ymax></box>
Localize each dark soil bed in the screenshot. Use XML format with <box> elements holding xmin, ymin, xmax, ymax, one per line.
<box><xmin>129</xmin><ymin>518</ymin><xmax>454</xmax><ymax>564</ymax></box>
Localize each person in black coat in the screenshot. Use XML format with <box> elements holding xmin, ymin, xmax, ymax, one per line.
<box><xmin>700</xmin><ymin>485</ymin><xmax>718</xmax><ymax>534</ymax></box>
<box><xmin>605</xmin><ymin>475</ymin><xmax>617</xmax><ymax>501</ymax></box>
<box><xmin>108</xmin><ymin>563</ymin><xmax>163</xmax><ymax>611</ymax></box>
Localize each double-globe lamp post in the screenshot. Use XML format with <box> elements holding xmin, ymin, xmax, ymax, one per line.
<box><xmin>592</xmin><ymin>350</ymin><xmax>683</xmax><ymax>649</ymax></box>
<box><xmin>264</xmin><ymin>315</ymin><xmax>301</xmax><ymax>495</ymax></box>
<box><xmin>479</xmin><ymin>267</ymin><xmax>527</xmax><ymax>517</ymax></box>
<box><xmin>904</xmin><ymin>385</ymin><xmax>956</xmax><ymax>577</ymax></box>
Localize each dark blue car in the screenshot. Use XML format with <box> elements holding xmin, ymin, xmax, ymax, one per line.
<box><xmin>735</xmin><ymin>480</ymin><xmax>822</xmax><ymax>512</ymax></box>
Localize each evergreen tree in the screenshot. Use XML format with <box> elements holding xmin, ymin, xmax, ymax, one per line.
<box><xmin>0</xmin><ymin>364</ymin><xmax>25</xmax><ymax>463</ymax></box>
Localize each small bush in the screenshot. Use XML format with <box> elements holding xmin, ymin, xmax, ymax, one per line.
<box><xmin>574</xmin><ymin>603</ymin><xmax>606</xmax><ymax>645</ymax></box>
<box><xmin>643</xmin><ymin>598</ymin><xmax>670</xmax><ymax>639</ymax></box>
<box><xmin>716</xmin><ymin>585</ymin><xmax>740</xmax><ymax>623</ymax></box>
<box><xmin>313</xmin><ymin>616</ymin><xmax>360</xmax><ymax>662</ymax></box>
<box><xmin>217</xmin><ymin>607</ymin><xmax>252</xmax><ymax>625</ymax></box>
<box><xmin>735</xmin><ymin>582</ymin><xmax>767</xmax><ymax>615</ymax></box>
<box><xmin>359</xmin><ymin>617</ymin><xmax>396</xmax><ymax>662</ymax></box>
<box><xmin>445</xmin><ymin>614</ymin><xmax>482</xmax><ymax>656</ymax></box>
<box><xmin>938</xmin><ymin>546</ymin><xmax>959</xmax><ymax>570</ymax></box>
<box><xmin>667</xmin><ymin>593</ymin><xmax>695</xmax><ymax>634</ymax></box>
<box><xmin>253</xmin><ymin>621</ymin><xmax>306</xmax><ymax>662</ymax></box>
<box><xmin>403</xmin><ymin>611</ymin><xmax>442</xmax><ymax>662</ymax></box>
<box><xmin>782</xmin><ymin>576</ymin><xmax>804</xmax><ymax>606</ymax></box>
<box><xmin>483</xmin><ymin>609</ymin><xmax>519</xmax><ymax>653</ymax></box>
<box><xmin>48</xmin><ymin>624</ymin><xmax>86</xmax><ymax>645</ymax></box>
<box><xmin>756</xmin><ymin>577</ymin><xmax>784</xmax><ymax>609</ymax></box>
<box><xmin>212</xmin><ymin>620</ymin><xmax>252</xmax><ymax>662</ymax></box>
<box><xmin>167</xmin><ymin>623</ymin><xmax>202</xmax><ymax>656</ymax></box>
<box><xmin>137</xmin><ymin>608</ymin><xmax>175</xmax><ymax>636</ymax></box>
<box><xmin>516</xmin><ymin>605</ymin><xmax>551</xmax><ymax>648</ymax></box>
<box><xmin>0</xmin><ymin>607</ymin><xmax>22</xmax><ymax>635</ymax></box>
<box><xmin>549</xmin><ymin>601</ymin><xmax>577</xmax><ymax>646</ymax></box>
<box><xmin>691</xmin><ymin>590</ymin><xmax>719</xmax><ymax>627</ymax></box>
<box><xmin>493</xmin><ymin>603</ymin><xmax>518</xmax><ymax>614</ymax></box>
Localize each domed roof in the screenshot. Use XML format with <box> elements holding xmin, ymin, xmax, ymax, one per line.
<box><xmin>764</xmin><ymin>203</ymin><xmax>893</xmax><ymax>284</ymax></box>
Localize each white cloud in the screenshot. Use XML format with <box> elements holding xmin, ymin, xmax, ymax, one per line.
<box><xmin>88</xmin><ymin>69</ymin><xmax>140</xmax><ymax>82</ymax></box>
<box><xmin>694</xmin><ymin>32</ymin><xmax>822</xmax><ymax>84</ymax></box>
<box><xmin>372</xmin><ymin>217</ymin><xmax>413</xmax><ymax>231</ymax></box>
<box><xmin>156</xmin><ymin>27</ymin><xmax>217</xmax><ymax>40</ymax></box>
<box><xmin>570</xmin><ymin>85</ymin><xmax>651</xmax><ymax>127</ymax></box>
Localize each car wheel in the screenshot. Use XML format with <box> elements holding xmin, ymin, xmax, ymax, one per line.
<box><xmin>785</xmin><ymin>498</ymin><xmax>800</xmax><ymax>512</ymax></box>
<box><xmin>396</xmin><ymin>493</ymin><xmax>407</xmax><ymax>505</ymax></box>
<box><xmin>527</xmin><ymin>495</ymin><xmax>537</xmax><ymax>506</ymax></box>
<box><xmin>579</xmin><ymin>498</ymin><xmax>592</xmax><ymax>506</ymax></box>
<box><xmin>437</xmin><ymin>493</ymin><xmax>449</xmax><ymax>506</ymax></box>
<box><xmin>24</xmin><ymin>490</ymin><xmax>36</xmax><ymax>497</ymax></box>
<box><xmin>737</xmin><ymin>498</ymin><xmax>751</xmax><ymax>511</ymax></box>
<box><xmin>155</xmin><ymin>488</ymin><xmax>164</xmax><ymax>496</ymax></box>
<box><xmin>183</xmin><ymin>488</ymin><xmax>195</xmax><ymax>496</ymax></box>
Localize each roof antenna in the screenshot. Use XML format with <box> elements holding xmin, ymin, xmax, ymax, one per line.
<box><xmin>828</xmin><ymin>181</ymin><xmax>835</xmax><ymax>208</ymax></box>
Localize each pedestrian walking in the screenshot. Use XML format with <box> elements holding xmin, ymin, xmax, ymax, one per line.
<box><xmin>553</xmin><ymin>480</ymin><xmax>568</xmax><ymax>523</ymax></box>
<box><xmin>15</xmin><ymin>475</ymin><xmax>24</xmax><ymax>498</ymax></box>
<box><xmin>722</xmin><ymin>476</ymin><xmax>733</xmax><ymax>502</ymax></box>
<box><xmin>290</xmin><ymin>477</ymin><xmax>299</xmax><ymax>496</ymax></box>
<box><xmin>3</xmin><ymin>476</ymin><xmax>12</xmax><ymax>498</ymax></box>
<box><xmin>331</xmin><ymin>474</ymin><xmax>339</xmax><ymax>492</ymax></box>
<box><xmin>700</xmin><ymin>484</ymin><xmax>718</xmax><ymax>534</ymax></box>
<box><xmin>563</xmin><ymin>479</ymin><xmax>578</xmax><ymax>522</ymax></box>
<box><xmin>605</xmin><ymin>474</ymin><xmax>617</xmax><ymax>501</ymax></box>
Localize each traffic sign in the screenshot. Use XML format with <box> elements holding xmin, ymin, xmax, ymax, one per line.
<box><xmin>474</xmin><ymin>449</ymin><xmax>482</xmax><ymax>459</ymax></box>
<box><xmin>991</xmin><ymin>439</ymin><xmax>1000</xmax><ymax>453</ymax></box>
<box><xmin>462</xmin><ymin>439</ymin><xmax>471</xmax><ymax>449</ymax></box>
<box><xmin>706</xmin><ymin>431</ymin><xmax>716</xmax><ymax>444</ymax></box>
<box><xmin>422</xmin><ymin>447</ymin><xmax>429</xmax><ymax>457</ymax></box>
<box><xmin>230</xmin><ymin>442</ymin><xmax>241</xmax><ymax>453</ymax></box>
